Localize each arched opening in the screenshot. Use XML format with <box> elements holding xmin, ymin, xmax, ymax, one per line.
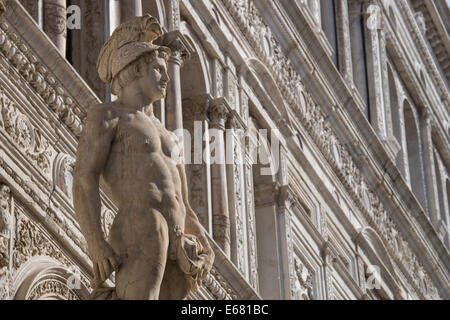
<box><xmin>403</xmin><ymin>102</ymin><xmax>427</xmax><ymax>207</ymax></box>
<box><xmin>143</xmin><ymin>0</ymin><xmax>167</xmax><ymax>28</ymax></box>
<box><xmin>13</xmin><ymin>257</ymin><xmax>90</xmax><ymax>300</ymax></box>
<box><xmin>178</xmin><ymin>28</ymin><xmax>212</xmax><ymax>235</ymax></box>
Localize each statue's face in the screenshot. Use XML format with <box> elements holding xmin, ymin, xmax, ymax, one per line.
<box><xmin>137</xmin><ymin>56</ymin><xmax>170</xmax><ymax>102</ymax></box>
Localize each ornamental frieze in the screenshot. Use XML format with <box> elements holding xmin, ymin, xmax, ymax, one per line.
<box><xmin>0</xmin><ymin>22</ymin><xmax>84</xmax><ymax>138</ymax></box>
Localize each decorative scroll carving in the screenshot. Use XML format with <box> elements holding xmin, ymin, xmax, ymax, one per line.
<box><xmin>27</xmin><ymin>279</ymin><xmax>80</xmax><ymax>300</ymax></box>
<box><xmin>13</xmin><ymin>212</ymin><xmax>70</xmax><ymax>270</ymax></box>
<box><xmin>0</xmin><ymin>22</ymin><xmax>84</xmax><ymax>137</ymax></box>
<box><xmin>293</xmin><ymin>257</ymin><xmax>313</xmax><ymax>300</ymax></box>
<box><xmin>0</xmin><ymin>183</ymin><xmax>10</xmax><ymax>299</ymax></box>
<box><xmin>221</xmin><ymin>0</ymin><xmax>440</xmax><ymax>299</ymax></box>
<box><xmin>244</xmin><ymin>162</ymin><xmax>258</xmax><ymax>289</ymax></box>
<box><xmin>202</xmin><ymin>267</ymin><xmax>237</xmax><ymax>300</ymax></box>
<box><xmin>0</xmin><ymin>91</ymin><xmax>54</xmax><ymax>175</ymax></box>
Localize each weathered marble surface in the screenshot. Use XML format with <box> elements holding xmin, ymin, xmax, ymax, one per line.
<box><xmin>73</xmin><ymin>15</ymin><xmax>214</xmax><ymax>300</ymax></box>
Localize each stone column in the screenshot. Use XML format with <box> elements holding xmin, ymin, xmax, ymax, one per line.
<box><xmin>208</xmin><ymin>99</ymin><xmax>231</xmax><ymax>257</ymax></box>
<box><xmin>420</xmin><ymin>110</ymin><xmax>443</xmax><ymax>227</ymax></box>
<box><xmin>363</xmin><ymin>0</ymin><xmax>387</xmax><ymax>138</ymax></box>
<box><xmin>348</xmin><ymin>0</ymin><xmax>369</xmax><ymax>110</ymax></box>
<box><xmin>322</xmin><ymin>242</ymin><xmax>336</xmax><ymax>300</ymax></box>
<box><xmin>159</xmin><ymin>31</ymin><xmax>193</xmax><ymax>134</ymax></box>
<box><xmin>335</xmin><ymin>0</ymin><xmax>353</xmax><ymax>85</ymax></box>
<box><xmin>120</xmin><ymin>0</ymin><xmax>142</xmax><ymax>23</ymax></box>
<box><xmin>182</xmin><ymin>95</ymin><xmax>212</xmax><ymax>234</ymax></box>
<box><xmin>44</xmin><ymin>0</ymin><xmax>66</xmax><ymax>56</ymax></box>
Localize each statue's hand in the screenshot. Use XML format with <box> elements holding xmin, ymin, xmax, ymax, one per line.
<box><xmin>90</xmin><ymin>240</ymin><xmax>121</xmax><ymax>288</ymax></box>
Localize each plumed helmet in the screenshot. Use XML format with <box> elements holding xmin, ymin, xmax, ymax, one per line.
<box><xmin>96</xmin><ymin>14</ymin><xmax>170</xmax><ymax>84</ymax></box>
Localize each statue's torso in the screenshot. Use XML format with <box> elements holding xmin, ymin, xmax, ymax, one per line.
<box><xmin>100</xmin><ymin>104</ymin><xmax>185</xmax><ymax>218</ymax></box>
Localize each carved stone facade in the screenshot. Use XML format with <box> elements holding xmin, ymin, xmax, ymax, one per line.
<box><xmin>0</xmin><ymin>0</ymin><xmax>448</xmax><ymax>300</ymax></box>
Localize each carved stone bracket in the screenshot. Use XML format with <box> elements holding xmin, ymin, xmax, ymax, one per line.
<box><xmin>157</xmin><ymin>30</ymin><xmax>194</xmax><ymax>67</ymax></box>
<box><xmin>208</xmin><ymin>98</ymin><xmax>230</xmax><ymax>131</ymax></box>
<box><xmin>182</xmin><ymin>94</ymin><xmax>211</xmax><ymax>122</ymax></box>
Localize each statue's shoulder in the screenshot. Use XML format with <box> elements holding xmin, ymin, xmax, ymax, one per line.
<box><xmin>83</xmin><ymin>102</ymin><xmax>121</xmax><ymax>135</ymax></box>
<box><xmin>86</xmin><ymin>102</ymin><xmax>121</xmax><ymax>123</ymax></box>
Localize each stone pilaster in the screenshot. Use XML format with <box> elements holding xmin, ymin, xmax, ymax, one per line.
<box><xmin>336</xmin><ymin>0</ymin><xmax>354</xmax><ymax>85</ymax></box>
<box><xmin>0</xmin><ymin>183</ymin><xmax>11</xmax><ymax>300</ymax></box>
<box><xmin>44</xmin><ymin>0</ymin><xmax>66</xmax><ymax>56</ymax></box>
<box><xmin>166</xmin><ymin>0</ymin><xmax>180</xmax><ymax>31</ymax></box>
<box><xmin>183</xmin><ymin>95</ymin><xmax>212</xmax><ymax>234</ymax></box>
<box><xmin>208</xmin><ymin>99</ymin><xmax>231</xmax><ymax>257</ymax></box>
<box><xmin>322</xmin><ymin>242</ymin><xmax>336</xmax><ymax>300</ymax></box>
<box><xmin>363</xmin><ymin>0</ymin><xmax>387</xmax><ymax>138</ymax></box>
<box><xmin>277</xmin><ymin>184</ymin><xmax>297</xmax><ymax>300</ymax></box>
<box><xmin>321</xmin><ymin>0</ymin><xmax>338</xmax><ymax>65</ymax></box>
<box><xmin>420</xmin><ymin>109</ymin><xmax>443</xmax><ymax>227</ymax></box>
<box><xmin>226</xmin><ymin>114</ymin><xmax>249</xmax><ymax>279</ymax></box>
<box><xmin>348</xmin><ymin>0</ymin><xmax>369</xmax><ymax>110</ymax></box>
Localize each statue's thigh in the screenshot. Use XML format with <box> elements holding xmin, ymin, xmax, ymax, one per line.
<box><xmin>115</xmin><ymin>211</ymin><xmax>170</xmax><ymax>300</ymax></box>
<box><xmin>159</xmin><ymin>260</ymin><xmax>190</xmax><ymax>300</ymax></box>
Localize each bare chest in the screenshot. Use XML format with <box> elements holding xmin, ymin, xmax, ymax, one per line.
<box><xmin>112</xmin><ymin>112</ymin><xmax>178</xmax><ymax>157</ymax></box>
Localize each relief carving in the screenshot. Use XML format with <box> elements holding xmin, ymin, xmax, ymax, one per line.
<box><xmin>0</xmin><ymin>91</ymin><xmax>54</xmax><ymax>174</ymax></box>
<box><xmin>293</xmin><ymin>257</ymin><xmax>313</xmax><ymax>300</ymax></box>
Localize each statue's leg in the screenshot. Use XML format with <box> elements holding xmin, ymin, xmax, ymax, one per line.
<box><xmin>113</xmin><ymin>209</ymin><xmax>169</xmax><ymax>300</ymax></box>
<box><xmin>158</xmin><ymin>260</ymin><xmax>190</xmax><ymax>300</ymax></box>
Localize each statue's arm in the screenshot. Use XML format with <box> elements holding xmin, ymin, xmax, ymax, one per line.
<box><xmin>177</xmin><ymin>163</ymin><xmax>214</xmax><ymax>266</ymax></box>
<box><xmin>72</xmin><ymin>107</ymin><xmax>120</xmax><ymax>286</ymax></box>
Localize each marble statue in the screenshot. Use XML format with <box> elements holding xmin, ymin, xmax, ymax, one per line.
<box><xmin>73</xmin><ymin>15</ymin><xmax>214</xmax><ymax>300</ymax></box>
